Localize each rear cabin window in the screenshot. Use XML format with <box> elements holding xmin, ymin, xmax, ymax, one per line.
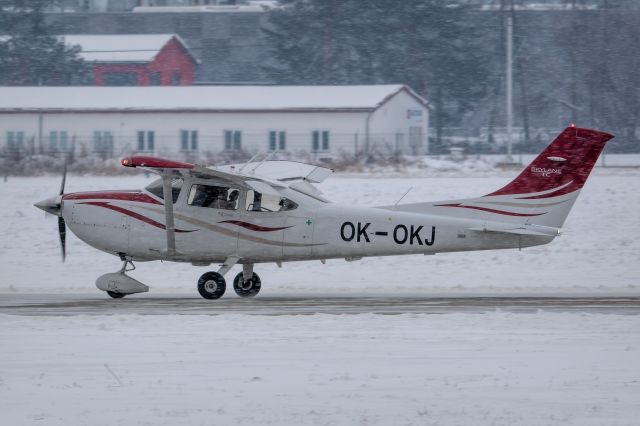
<box><xmin>145</xmin><ymin>178</ymin><xmax>183</xmax><ymax>203</ymax></box>
<box><xmin>188</xmin><ymin>184</ymin><xmax>239</xmax><ymax>210</ymax></box>
<box><xmin>245</xmin><ymin>190</ymin><xmax>297</xmax><ymax>212</ymax></box>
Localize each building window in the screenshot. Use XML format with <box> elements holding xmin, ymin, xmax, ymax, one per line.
<box><xmin>312</xmin><ymin>130</ymin><xmax>329</xmax><ymax>152</ymax></box>
<box><xmin>137</xmin><ymin>131</ymin><xmax>155</xmax><ymax>152</ymax></box>
<box><xmin>180</xmin><ymin>130</ymin><xmax>198</xmax><ymax>151</ymax></box>
<box><xmin>171</xmin><ymin>71</ymin><xmax>181</xmax><ymax>86</ymax></box>
<box><xmin>104</xmin><ymin>72</ymin><xmax>139</xmax><ymax>86</ymax></box>
<box><xmin>150</xmin><ymin>72</ymin><xmax>161</xmax><ymax>86</ymax></box>
<box><xmin>6</xmin><ymin>131</ymin><xmax>25</xmax><ymax>151</ymax></box>
<box><xmin>269</xmin><ymin>130</ymin><xmax>286</xmax><ymax>151</ymax></box>
<box><xmin>49</xmin><ymin>131</ymin><xmax>69</xmax><ymax>151</ymax></box>
<box><xmin>224</xmin><ymin>130</ymin><xmax>242</xmax><ymax>151</ymax></box>
<box><xmin>93</xmin><ymin>131</ymin><xmax>113</xmax><ymax>153</ymax></box>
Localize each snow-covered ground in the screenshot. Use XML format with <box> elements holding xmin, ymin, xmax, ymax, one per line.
<box><xmin>1</xmin><ymin>167</ymin><xmax>638</xmax><ymax>296</ymax></box>
<box><xmin>1</xmin><ymin>167</ymin><xmax>639</xmax><ymax>425</ymax></box>
<box><xmin>2</xmin><ymin>312</ymin><xmax>639</xmax><ymax>426</ymax></box>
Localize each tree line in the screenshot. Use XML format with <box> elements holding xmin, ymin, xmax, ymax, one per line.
<box><xmin>263</xmin><ymin>0</ymin><xmax>639</xmax><ymax>153</ymax></box>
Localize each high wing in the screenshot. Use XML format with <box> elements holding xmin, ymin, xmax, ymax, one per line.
<box><xmin>121</xmin><ymin>156</ymin><xmax>332</xmax><ymax>188</ymax></box>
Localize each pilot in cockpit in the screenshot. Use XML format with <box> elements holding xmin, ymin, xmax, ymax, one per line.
<box><xmin>226</xmin><ymin>190</ymin><xmax>239</xmax><ymax>210</ymax></box>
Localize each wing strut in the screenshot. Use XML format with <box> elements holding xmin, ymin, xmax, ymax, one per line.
<box><xmin>161</xmin><ymin>173</ymin><xmax>177</xmax><ymax>255</ymax></box>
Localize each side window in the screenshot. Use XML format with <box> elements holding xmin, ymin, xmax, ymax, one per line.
<box><xmin>280</xmin><ymin>198</ymin><xmax>298</xmax><ymax>211</ymax></box>
<box><xmin>144</xmin><ymin>177</ymin><xmax>183</xmax><ymax>203</ymax></box>
<box><xmin>181</xmin><ymin>130</ymin><xmax>198</xmax><ymax>151</ymax></box>
<box><xmin>312</xmin><ymin>130</ymin><xmax>330</xmax><ymax>151</ymax></box>
<box><xmin>188</xmin><ymin>184</ymin><xmax>239</xmax><ymax>210</ymax></box>
<box><xmin>268</xmin><ymin>130</ymin><xmax>286</xmax><ymax>151</ymax></box>
<box><xmin>137</xmin><ymin>130</ymin><xmax>155</xmax><ymax>152</ymax></box>
<box><xmin>224</xmin><ymin>130</ymin><xmax>242</xmax><ymax>151</ymax></box>
<box><xmin>245</xmin><ymin>190</ymin><xmax>297</xmax><ymax>212</ymax></box>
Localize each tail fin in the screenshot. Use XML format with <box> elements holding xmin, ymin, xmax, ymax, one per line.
<box><xmin>468</xmin><ymin>126</ymin><xmax>614</xmax><ymax>228</ymax></box>
<box><xmin>392</xmin><ymin>126</ymin><xmax>613</xmax><ymax>229</ymax></box>
<box><xmin>486</xmin><ymin>126</ymin><xmax>613</xmax><ymax>200</ymax></box>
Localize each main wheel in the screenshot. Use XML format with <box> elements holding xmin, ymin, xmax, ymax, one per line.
<box><xmin>233</xmin><ymin>272</ymin><xmax>261</xmax><ymax>298</ymax></box>
<box><xmin>197</xmin><ymin>272</ymin><xmax>226</xmax><ymax>300</ymax></box>
<box><xmin>107</xmin><ymin>291</ymin><xmax>126</xmax><ymax>299</ymax></box>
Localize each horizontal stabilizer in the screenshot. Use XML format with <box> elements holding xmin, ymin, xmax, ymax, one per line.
<box><xmin>467</xmin><ymin>225</ymin><xmax>560</xmax><ymax>237</ymax></box>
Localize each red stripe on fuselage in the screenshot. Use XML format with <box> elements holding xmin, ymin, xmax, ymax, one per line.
<box><xmin>219</xmin><ymin>220</ymin><xmax>293</xmax><ymax>232</ymax></box>
<box><xmin>78</xmin><ymin>202</ymin><xmax>196</xmax><ymax>232</ymax></box>
<box><xmin>64</xmin><ymin>191</ymin><xmax>162</xmax><ymax>205</ymax></box>
<box><xmin>435</xmin><ymin>203</ymin><xmax>546</xmax><ymax>217</ymax></box>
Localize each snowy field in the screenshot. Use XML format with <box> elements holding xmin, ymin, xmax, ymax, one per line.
<box><xmin>1</xmin><ymin>166</ymin><xmax>640</xmax><ymax>425</ymax></box>
<box><xmin>0</xmin><ymin>166</ymin><xmax>638</xmax><ymax>296</ymax></box>
<box><xmin>2</xmin><ymin>312</ymin><xmax>640</xmax><ymax>425</ymax></box>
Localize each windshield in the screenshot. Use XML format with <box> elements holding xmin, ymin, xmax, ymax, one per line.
<box><xmin>145</xmin><ymin>177</ymin><xmax>183</xmax><ymax>203</ymax></box>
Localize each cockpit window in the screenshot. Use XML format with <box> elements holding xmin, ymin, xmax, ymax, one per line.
<box><xmin>188</xmin><ymin>184</ymin><xmax>239</xmax><ymax>210</ymax></box>
<box><xmin>245</xmin><ymin>190</ymin><xmax>297</xmax><ymax>212</ymax></box>
<box><xmin>280</xmin><ymin>198</ymin><xmax>298</xmax><ymax>211</ymax></box>
<box><xmin>145</xmin><ymin>177</ymin><xmax>183</xmax><ymax>203</ymax></box>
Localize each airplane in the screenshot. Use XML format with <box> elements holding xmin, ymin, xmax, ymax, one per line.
<box><xmin>35</xmin><ymin>125</ymin><xmax>612</xmax><ymax>300</ymax></box>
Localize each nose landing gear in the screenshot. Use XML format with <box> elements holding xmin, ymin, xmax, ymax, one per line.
<box><xmin>96</xmin><ymin>258</ymin><xmax>149</xmax><ymax>299</ymax></box>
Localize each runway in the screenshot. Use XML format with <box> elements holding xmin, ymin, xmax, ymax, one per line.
<box><xmin>1</xmin><ymin>294</ymin><xmax>640</xmax><ymax>316</ymax></box>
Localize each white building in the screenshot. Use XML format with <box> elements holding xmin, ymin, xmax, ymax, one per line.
<box><xmin>0</xmin><ymin>85</ymin><xmax>430</xmax><ymax>159</ymax></box>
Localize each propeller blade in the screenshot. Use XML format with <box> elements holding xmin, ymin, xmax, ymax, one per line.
<box><xmin>58</xmin><ymin>216</ymin><xmax>66</xmax><ymax>262</ymax></box>
<box><xmin>59</xmin><ymin>158</ymin><xmax>67</xmax><ymax>196</ymax></box>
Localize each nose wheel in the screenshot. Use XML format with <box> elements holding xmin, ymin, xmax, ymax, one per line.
<box><xmin>233</xmin><ymin>272</ymin><xmax>261</xmax><ymax>298</ymax></box>
<box><xmin>107</xmin><ymin>291</ymin><xmax>126</xmax><ymax>299</ymax></box>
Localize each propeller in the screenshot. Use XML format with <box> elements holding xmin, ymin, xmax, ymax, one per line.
<box><xmin>34</xmin><ymin>159</ymin><xmax>67</xmax><ymax>262</ymax></box>
<box><xmin>58</xmin><ymin>160</ymin><xmax>67</xmax><ymax>262</ymax></box>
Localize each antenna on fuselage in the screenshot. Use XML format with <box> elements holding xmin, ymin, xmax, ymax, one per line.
<box><xmin>238</xmin><ymin>152</ymin><xmax>261</xmax><ymax>174</ymax></box>
<box><xmin>250</xmin><ymin>151</ymin><xmax>275</xmax><ymax>174</ymax></box>
<box><xmin>393</xmin><ymin>187</ymin><xmax>413</xmax><ymax>210</ymax></box>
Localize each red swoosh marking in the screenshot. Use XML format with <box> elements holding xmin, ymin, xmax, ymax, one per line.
<box><xmin>79</xmin><ymin>202</ymin><xmax>197</xmax><ymax>232</ymax></box>
<box><xmin>435</xmin><ymin>203</ymin><xmax>546</xmax><ymax>217</ymax></box>
<box><xmin>517</xmin><ymin>188</ymin><xmax>579</xmax><ymax>200</ymax></box>
<box><xmin>65</xmin><ymin>191</ymin><xmax>162</xmax><ymax>205</ymax></box>
<box><xmin>219</xmin><ymin>220</ymin><xmax>293</xmax><ymax>232</ymax></box>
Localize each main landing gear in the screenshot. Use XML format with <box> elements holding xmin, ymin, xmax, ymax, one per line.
<box><xmin>197</xmin><ymin>262</ymin><xmax>261</xmax><ymax>300</ymax></box>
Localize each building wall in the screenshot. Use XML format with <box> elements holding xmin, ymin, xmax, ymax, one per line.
<box><xmin>92</xmin><ymin>38</ymin><xmax>196</xmax><ymax>85</ymax></box>
<box><xmin>1</xmin><ymin>111</ymin><xmax>368</xmax><ymax>157</ymax></box>
<box><xmin>368</xmin><ymin>90</ymin><xmax>430</xmax><ymax>156</ymax></box>
<box><xmin>0</xmin><ymin>92</ymin><xmax>429</xmax><ymax>157</ymax></box>
<box><xmin>147</xmin><ymin>38</ymin><xmax>196</xmax><ymax>85</ymax></box>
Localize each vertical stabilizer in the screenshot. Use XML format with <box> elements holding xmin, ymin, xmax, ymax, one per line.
<box><xmin>391</xmin><ymin>126</ymin><xmax>613</xmax><ymax>229</ymax></box>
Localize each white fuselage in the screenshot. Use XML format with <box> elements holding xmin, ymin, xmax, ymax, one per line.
<box><xmin>62</xmin><ymin>177</ymin><xmax>553</xmax><ymax>265</ymax></box>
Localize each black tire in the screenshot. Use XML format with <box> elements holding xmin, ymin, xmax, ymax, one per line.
<box><xmin>197</xmin><ymin>272</ymin><xmax>226</xmax><ymax>300</ymax></box>
<box><xmin>107</xmin><ymin>291</ymin><xmax>125</xmax><ymax>299</ymax></box>
<box><xmin>233</xmin><ymin>272</ymin><xmax>261</xmax><ymax>298</ymax></box>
